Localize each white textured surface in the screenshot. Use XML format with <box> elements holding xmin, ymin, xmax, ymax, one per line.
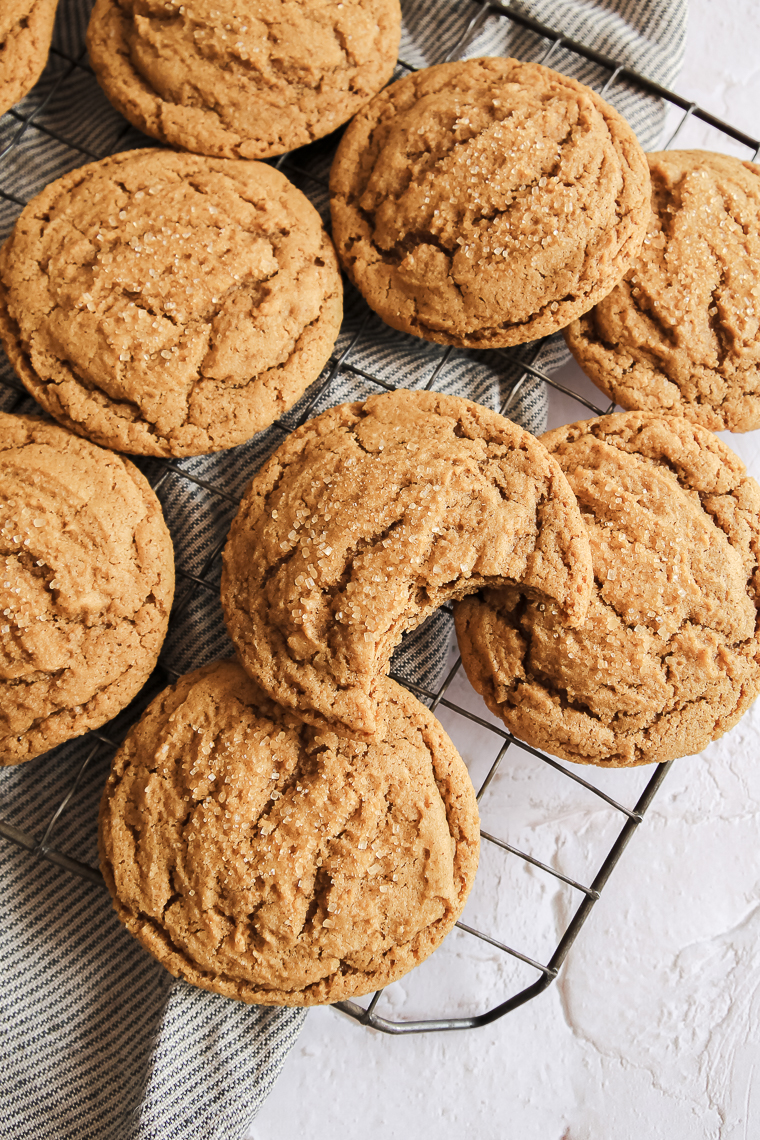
<box><xmin>249</xmin><ymin>5</ymin><xmax>760</xmax><ymax>1137</ymax></box>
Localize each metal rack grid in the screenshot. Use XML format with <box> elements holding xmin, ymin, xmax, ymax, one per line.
<box><xmin>1</xmin><ymin>0</ymin><xmax>758</xmax><ymax>1037</ymax></box>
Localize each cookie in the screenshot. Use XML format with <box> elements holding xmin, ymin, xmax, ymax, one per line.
<box><xmin>99</xmin><ymin>659</ymin><xmax>480</xmax><ymax>1006</ymax></box>
<box><xmin>221</xmin><ymin>388</ymin><xmax>594</xmax><ymax>740</ymax></box>
<box><xmin>87</xmin><ymin>0</ymin><xmax>401</xmax><ymax>160</ymax></box>
<box><xmin>454</xmin><ymin>412</ymin><xmax>760</xmax><ymax>768</ymax></box>
<box><xmin>564</xmin><ymin>151</ymin><xmax>760</xmax><ymax>433</ymax></box>
<box><xmin>0</xmin><ymin>412</ymin><xmax>174</xmax><ymax>765</ymax></box>
<box><xmin>329</xmin><ymin>57</ymin><xmax>651</xmax><ymax>349</ymax></box>
<box><xmin>0</xmin><ymin>148</ymin><xmax>342</xmax><ymax>456</ymax></box>
<box><xmin>0</xmin><ymin>0</ymin><xmax>58</xmax><ymax>119</ymax></box>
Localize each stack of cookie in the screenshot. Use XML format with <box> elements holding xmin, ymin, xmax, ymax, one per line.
<box><xmin>220</xmin><ymin>388</ymin><xmax>593</xmax><ymax>738</ymax></box>
<box><xmin>3</xmin><ymin>7</ymin><xmax>760</xmax><ymax>1007</ymax></box>
<box><xmin>320</xmin><ymin>56</ymin><xmax>760</xmax><ymax>769</ymax></box>
<box><xmin>98</xmin><ymin>383</ymin><xmax>598</xmax><ymax>1006</ymax></box>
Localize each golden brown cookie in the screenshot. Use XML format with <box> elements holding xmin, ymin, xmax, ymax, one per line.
<box><xmin>329</xmin><ymin>57</ymin><xmax>651</xmax><ymax>349</ymax></box>
<box><xmin>0</xmin><ymin>412</ymin><xmax>174</xmax><ymax>765</ymax></box>
<box><xmin>0</xmin><ymin>0</ymin><xmax>58</xmax><ymax>119</ymax></box>
<box><xmin>87</xmin><ymin>0</ymin><xmax>401</xmax><ymax>159</ymax></box>
<box><xmin>564</xmin><ymin>151</ymin><xmax>760</xmax><ymax>433</ymax></box>
<box><xmin>0</xmin><ymin>148</ymin><xmax>342</xmax><ymax>456</ymax></box>
<box><xmin>221</xmin><ymin>388</ymin><xmax>593</xmax><ymax>740</ymax></box>
<box><xmin>99</xmin><ymin>659</ymin><xmax>480</xmax><ymax>1006</ymax></box>
<box><xmin>454</xmin><ymin>412</ymin><xmax>760</xmax><ymax>768</ymax></box>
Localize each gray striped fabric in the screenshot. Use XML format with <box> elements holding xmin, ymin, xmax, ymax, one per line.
<box><xmin>0</xmin><ymin>1</ymin><xmax>686</xmax><ymax>1137</ymax></box>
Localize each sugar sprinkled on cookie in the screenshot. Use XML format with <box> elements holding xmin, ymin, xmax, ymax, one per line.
<box><xmin>99</xmin><ymin>659</ymin><xmax>480</xmax><ymax>1005</ymax></box>
<box><xmin>222</xmin><ymin>388</ymin><xmax>593</xmax><ymax>739</ymax></box>
<box><xmin>455</xmin><ymin>412</ymin><xmax>760</xmax><ymax>767</ymax></box>
<box><xmin>0</xmin><ymin>149</ymin><xmax>342</xmax><ymax>456</ymax></box>
<box><xmin>0</xmin><ymin>412</ymin><xmax>174</xmax><ymax>765</ymax></box>
<box><xmin>564</xmin><ymin>150</ymin><xmax>760</xmax><ymax>433</ymax></box>
<box><xmin>330</xmin><ymin>57</ymin><xmax>650</xmax><ymax>348</ymax></box>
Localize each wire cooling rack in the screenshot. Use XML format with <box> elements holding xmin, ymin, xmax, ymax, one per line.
<box><xmin>1</xmin><ymin>0</ymin><xmax>759</xmax><ymax>1037</ymax></box>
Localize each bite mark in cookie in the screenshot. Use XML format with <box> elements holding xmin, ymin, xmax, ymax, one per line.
<box><xmin>221</xmin><ymin>388</ymin><xmax>593</xmax><ymax>739</ymax></box>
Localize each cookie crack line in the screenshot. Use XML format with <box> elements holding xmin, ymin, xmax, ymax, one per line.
<box><xmin>99</xmin><ymin>660</ymin><xmax>479</xmax><ymax>1004</ymax></box>
<box><xmin>364</xmin><ymin>125</ymin><xmax>581</xmax><ymax>266</ymax></box>
<box><xmin>1</xmin><ymin>630</ymin><xmax>154</xmax><ymax>700</ymax></box>
<box><xmin>522</xmin><ymin>597</ymin><xmax>740</xmax><ymax>710</ymax></box>
<box><xmin>259</xmin><ymin>481</ymin><xmax>528</xmax><ymax>675</ymax></box>
<box><xmin>633</xmin><ymin>184</ymin><xmax>736</xmax><ymax>373</ymax></box>
<box><xmin>717</xmin><ymin>185</ymin><xmax>753</xmax><ymax>239</ymax></box>
<box><xmin>704</xmin><ymin>232</ymin><xmax>738</xmax><ymax>373</ymax></box>
<box><xmin>255</xmin><ymin>444</ymin><xmax>422</xmax><ymax>591</ymax></box>
<box><xmin>503</xmin><ymin>659</ymin><xmax>731</xmax><ymax>761</ymax></box>
<box><xmin>585</xmin><ymin>422</ymin><xmax>726</xmax><ymax>493</ymax></box>
<box><xmin>28</xmin><ymin>356</ymin><xmax>172</xmax><ymax>442</ymax></box>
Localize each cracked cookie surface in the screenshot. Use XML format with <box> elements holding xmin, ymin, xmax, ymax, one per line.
<box><xmin>221</xmin><ymin>388</ymin><xmax>593</xmax><ymax>739</ymax></box>
<box><xmin>87</xmin><ymin>0</ymin><xmax>401</xmax><ymax>159</ymax></box>
<box><xmin>98</xmin><ymin>659</ymin><xmax>480</xmax><ymax>1006</ymax></box>
<box><xmin>564</xmin><ymin>151</ymin><xmax>760</xmax><ymax>433</ymax></box>
<box><xmin>455</xmin><ymin>412</ymin><xmax>760</xmax><ymax>767</ymax></box>
<box><xmin>0</xmin><ymin>412</ymin><xmax>174</xmax><ymax>765</ymax></box>
<box><xmin>0</xmin><ymin>0</ymin><xmax>58</xmax><ymax>118</ymax></box>
<box><xmin>329</xmin><ymin>57</ymin><xmax>650</xmax><ymax>349</ymax></box>
<box><xmin>0</xmin><ymin>148</ymin><xmax>342</xmax><ymax>456</ymax></box>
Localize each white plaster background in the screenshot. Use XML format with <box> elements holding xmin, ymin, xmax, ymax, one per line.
<box><xmin>249</xmin><ymin>3</ymin><xmax>760</xmax><ymax>1137</ymax></box>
